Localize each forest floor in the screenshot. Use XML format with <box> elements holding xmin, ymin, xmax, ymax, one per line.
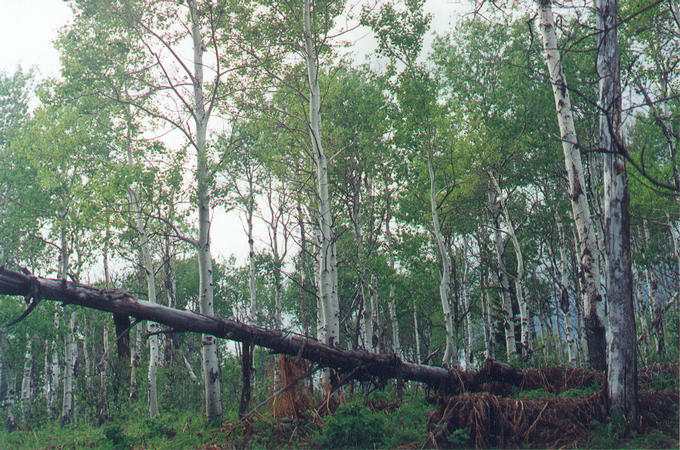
<box><xmin>0</xmin><ymin>362</ymin><xmax>677</xmax><ymax>449</ymax></box>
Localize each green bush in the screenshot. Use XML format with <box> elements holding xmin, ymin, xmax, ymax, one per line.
<box><xmin>316</xmin><ymin>402</ymin><xmax>388</xmax><ymax>449</ymax></box>
<box><xmin>518</xmin><ymin>388</ymin><xmax>555</xmax><ymax>399</ymax></box>
<box><xmin>382</xmin><ymin>395</ymin><xmax>429</xmax><ymax>447</ymax></box>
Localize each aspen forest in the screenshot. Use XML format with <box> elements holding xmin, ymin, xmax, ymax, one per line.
<box><xmin>0</xmin><ymin>0</ymin><xmax>678</xmax><ymax>448</ymax></box>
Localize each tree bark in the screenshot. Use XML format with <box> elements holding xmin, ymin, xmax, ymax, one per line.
<box><xmin>643</xmin><ymin>219</ymin><xmax>665</xmax><ymax>356</ymax></box>
<box><xmin>427</xmin><ymin>151</ymin><xmax>457</xmax><ymax>366</ymax></box>
<box><xmin>489</xmin><ymin>173</ymin><xmax>530</xmax><ymax>357</ymax></box>
<box><xmin>188</xmin><ymin>0</ymin><xmax>222</xmax><ymax>419</ymax></box>
<box><xmin>60</xmin><ymin>310</ymin><xmax>77</xmax><ymax>425</ymax></box>
<box><xmin>537</xmin><ymin>0</ymin><xmax>606</xmax><ymax>370</ymax></box>
<box><xmin>0</xmin><ymin>267</ymin><xmax>578</xmax><ymax>394</ymax></box>
<box><xmin>596</xmin><ymin>0</ymin><xmax>637</xmax><ymax>423</ymax></box>
<box><xmin>556</xmin><ymin>218</ymin><xmax>577</xmax><ymax>365</ymax></box>
<box><xmin>303</xmin><ymin>0</ymin><xmax>339</xmax><ymax>347</ymax></box>
<box><xmin>488</xmin><ymin>188</ymin><xmax>516</xmax><ymax>361</ymax></box>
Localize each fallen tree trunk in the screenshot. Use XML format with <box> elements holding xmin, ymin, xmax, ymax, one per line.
<box><xmin>0</xmin><ymin>267</ymin><xmax>599</xmax><ymax>393</ymax></box>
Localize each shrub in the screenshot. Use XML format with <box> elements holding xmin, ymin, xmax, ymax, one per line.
<box><xmin>316</xmin><ymin>402</ymin><xmax>387</xmax><ymax>449</ymax></box>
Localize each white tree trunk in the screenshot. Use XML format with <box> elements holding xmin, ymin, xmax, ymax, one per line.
<box><xmin>480</xmin><ymin>266</ymin><xmax>495</xmax><ymax>360</ymax></box>
<box><xmin>489</xmin><ymin>173</ymin><xmax>530</xmax><ymax>357</ymax></box>
<box><xmin>20</xmin><ymin>337</ymin><xmax>32</xmax><ymax>406</ymax></box>
<box><xmin>460</xmin><ymin>246</ymin><xmax>474</xmax><ymax>366</ymax></box>
<box><xmin>47</xmin><ymin>342</ymin><xmax>59</xmax><ymax>418</ymax></box>
<box><xmin>556</xmin><ymin>218</ymin><xmax>577</xmax><ymax>365</ymax></box>
<box><xmin>130</xmin><ymin>325</ymin><xmax>142</xmax><ymax>398</ymax></box>
<box><xmin>537</xmin><ymin>0</ymin><xmax>607</xmax><ymax>370</ymax></box>
<box><xmin>188</xmin><ymin>0</ymin><xmax>222</xmax><ymax>418</ymax></box>
<box><xmin>61</xmin><ymin>310</ymin><xmax>77</xmax><ymax>425</ymax></box>
<box><xmin>385</xmin><ymin>191</ymin><xmax>401</xmax><ymax>358</ymax></box>
<box><xmin>597</xmin><ymin>0</ymin><xmax>637</xmax><ymax>421</ymax></box>
<box><xmin>7</xmin><ymin>374</ymin><xmax>16</xmax><ymax>432</ymax></box>
<box><xmin>304</xmin><ymin>0</ymin><xmax>339</xmax><ymax>347</ymax></box>
<box><xmin>247</xmin><ymin>178</ymin><xmax>257</xmax><ymax>321</ymax></box>
<box><xmin>427</xmin><ymin>152</ymin><xmax>457</xmax><ymax>366</ymax></box>
<box><xmin>488</xmin><ymin>189</ymin><xmax>517</xmax><ymax>361</ymax></box>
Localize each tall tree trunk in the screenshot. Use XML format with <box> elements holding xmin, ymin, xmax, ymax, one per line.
<box><xmin>7</xmin><ymin>373</ymin><xmax>16</xmax><ymax>432</ymax></box>
<box><xmin>369</xmin><ymin>275</ymin><xmax>380</xmax><ymax>352</ymax></box>
<box><xmin>385</xmin><ymin>189</ymin><xmax>402</xmax><ymax>359</ymax></box>
<box><xmin>413</xmin><ymin>302</ymin><xmax>421</xmax><ymax>363</ymax></box>
<box><xmin>125</xmin><ymin>104</ymin><xmax>160</xmax><ymax>417</ymax></box>
<box><xmin>238</xmin><ymin>341</ymin><xmax>252</xmax><ymax>420</ymax></box>
<box><xmin>20</xmin><ymin>336</ymin><xmax>32</xmax><ymax>419</ymax></box>
<box><xmin>597</xmin><ymin>0</ymin><xmax>637</xmax><ymax>422</ymax></box>
<box><xmin>304</xmin><ymin>0</ymin><xmax>339</xmax><ymax>347</ymax></box>
<box><xmin>643</xmin><ymin>219</ymin><xmax>665</xmax><ymax>356</ymax></box>
<box><xmin>480</xmin><ymin>265</ymin><xmax>495</xmax><ymax>360</ymax></box>
<box><xmin>460</xmin><ymin>246</ymin><xmax>474</xmax><ymax>366</ymax></box>
<box><xmin>239</xmin><ymin>173</ymin><xmax>257</xmax><ymax>416</ymax></box>
<box><xmin>489</xmin><ymin>173</ymin><xmax>530</xmax><ymax>357</ymax></box>
<box><xmin>556</xmin><ymin>218</ymin><xmax>578</xmax><ymax>365</ymax></box>
<box><xmin>188</xmin><ymin>0</ymin><xmax>222</xmax><ymax>419</ymax></box>
<box><xmin>57</xmin><ymin>221</ymin><xmax>77</xmax><ymax>426</ymax></box>
<box><xmin>488</xmin><ymin>189</ymin><xmax>517</xmax><ymax>361</ymax></box>
<box><xmin>61</xmin><ymin>310</ymin><xmax>77</xmax><ymax>425</ymax></box>
<box><xmin>130</xmin><ymin>325</ymin><xmax>142</xmax><ymax>399</ymax></box>
<box><xmin>537</xmin><ymin>0</ymin><xmax>607</xmax><ymax>370</ymax></box>
<box><xmin>427</xmin><ymin>152</ymin><xmax>457</xmax><ymax>366</ymax></box>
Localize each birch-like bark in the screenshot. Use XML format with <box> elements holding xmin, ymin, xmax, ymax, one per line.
<box><xmin>480</xmin><ymin>265</ymin><xmax>495</xmax><ymax>360</ymax></box>
<box><xmin>643</xmin><ymin>219</ymin><xmax>665</xmax><ymax>356</ymax></box>
<box><xmin>188</xmin><ymin>0</ymin><xmax>222</xmax><ymax>418</ymax></box>
<box><xmin>101</xmin><ymin>229</ymin><xmax>112</xmax><ymax>414</ymax></box>
<box><xmin>247</xmin><ymin>174</ymin><xmax>257</xmax><ymax>321</ymax></box>
<box><xmin>47</xmin><ymin>343</ymin><xmax>59</xmax><ymax>418</ymax></box>
<box><xmin>57</xmin><ymin>219</ymin><xmax>77</xmax><ymax>425</ymax></box>
<box><xmin>20</xmin><ymin>336</ymin><xmax>32</xmax><ymax>408</ymax></box>
<box><xmin>124</xmin><ymin>105</ymin><xmax>159</xmax><ymax>417</ymax></box>
<box><xmin>130</xmin><ymin>325</ymin><xmax>142</xmax><ymax>398</ymax></box>
<box><xmin>61</xmin><ymin>310</ymin><xmax>77</xmax><ymax>425</ymax></box>
<box><xmin>488</xmin><ymin>189</ymin><xmax>517</xmax><ymax>360</ymax></box>
<box><xmin>427</xmin><ymin>151</ymin><xmax>457</xmax><ymax>366</ymax></box>
<box><xmin>7</xmin><ymin>373</ymin><xmax>16</xmax><ymax>432</ymax></box>
<box><xmin>537</xmin><ymin>0</ymin><xmax>607</xmax><ymax>370</ymax></box>
<box><xmin>596</xmin><ymin>0</ymin><xmax>637</xmax><ymax>421</ymax></box>
<box><xmin>556</xmin><ymin>218</ymin><xmax>577</xmax><ymax>364</ymax></box>
<box><xmin>304</xmin><ymin>0</ymin><xmax>339</xmax><ymax>346</ymax></box>
<box><xmin>183</xmin><ymin>355</ymin><xmax>199</xmax><ymax>384</ymax></box>
<box><xmin>460</xmin><ymin>246</ymin><xmax>474</xmax><ymax>365</ymax></box>
<box><xmin>385</xmin><ymin>194</ymin><xmax>401</xmax><ymax>358</ymax></box>
<box><xmin>489</xmin><ymin>173</ymin><xmax>530</xmax><ymax>357</ymax></box>
<box><xmin>297</xmin><ymin>203</ymin><xmax>311</xmax><ymax>339</ymax></box>
<box><xmin>350</xmin><ymin>182</ymin><xmax>371</xmax><ymax>351</ymax></box>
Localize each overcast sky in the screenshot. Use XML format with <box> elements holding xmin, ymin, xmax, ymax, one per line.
<box><xmin>0</xmin><ymin>1</ymin><xmax>468</xmax><ymax>78</ymax></box>
<box><xmin>0</xmin><ymin>0</ymin><xmax>469</xmax><ymax>266</ymax></box>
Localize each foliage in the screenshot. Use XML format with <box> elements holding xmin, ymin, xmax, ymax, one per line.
<box><xmin>315</xmin><ymin>401</ymin><xmax>388</xmax><ymax>448</ymax></box>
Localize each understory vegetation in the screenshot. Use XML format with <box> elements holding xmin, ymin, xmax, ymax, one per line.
<box><xmin>0</xmin><ymin>361</ymin><xmax>676</xmax><ymax>449</ymax></box>
<box><xmin>0</xmin><ymin>0</ymin><xmax>678</xmax><ymax>447</ymax></box>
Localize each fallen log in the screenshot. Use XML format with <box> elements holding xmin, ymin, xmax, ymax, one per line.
<box><xmin>0</xmin><ymin>267</ymin><xmax>600</xmax><ymax>393</ymax></box>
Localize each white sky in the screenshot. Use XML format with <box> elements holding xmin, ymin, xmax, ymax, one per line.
<box><xmin>0</xmin><ymin>0</ymin><xmax>72</xmax><ymax>77</ymax></box>
<box><xmin>0</xmin><ymin>0</ymin><xmax>469</xmax><ymax>267</ymax></box>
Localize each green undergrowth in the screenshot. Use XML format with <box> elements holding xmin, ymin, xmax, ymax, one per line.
<box><xmin>0</xmin><ymin>409</ymin><xmax>225</xmax><ymax>449</ymax></box>
<box><xmin>517</xmin><ymin>381</ymin><xmax>601</xmax><ymax>400</ymax></box>
<box><xmin>0</xmin><ymin>370</ymin><xmax>676</xmax><ymax>449</ymax></box>
<box><xmin>0</xmin><ymin>389</ymin><xmax>430</xmax><ymax>449</ymax></box>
